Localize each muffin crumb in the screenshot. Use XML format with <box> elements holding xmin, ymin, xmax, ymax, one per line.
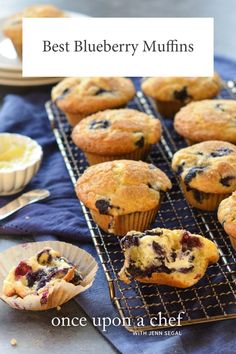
<box><xmin>10</xmin><ymin>338</ymin><xmax>17</xmax><ymax>346</ymax></box>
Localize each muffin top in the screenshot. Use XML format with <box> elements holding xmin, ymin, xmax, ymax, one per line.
<box><xmin>174</xmin><ymin>99</ymin><xmax>236</xmax><ymax>143</ymax></box>
<box><xmin>72</xmin><ymin>109</ymin><xmax>162</xmax><ymax>155</ymax></box>
<box><xmin>51</xmin><ymin>77</ymin><xmax>135</xmax><ymax>115</ymax></box>
<box><xmin>4</xmin><ymin>5</ymin><xmax>65</xmax><ymax>38</ymax></box>
<box><xmin>141</xmin><ymin>74</ymin><xmax>221</xmax><ymax>102</ymax></box>
<box><xmin>76</xmin><ymin>160</ymin><xmax>172</xmax><ymax>215</ymax></box>
<box><xmin>172</xmin><ymin>141</ymin><xmax>236</xmax><ymax>194</ymax></box>
<box><xmin>218</xmin><ymin>192</ymin><xmax>236</xmax><ymax>238</ymax></box>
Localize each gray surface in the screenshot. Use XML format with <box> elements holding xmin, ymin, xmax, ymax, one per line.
<box><xmin>0</xmin><ymin>1</ymin><xmax>235</xmax><ymax>354</ymax></box>
<box><xmin>0</xmin><ymin>235</ymin><xmax>117</xmax><ymax>354</ymax></box>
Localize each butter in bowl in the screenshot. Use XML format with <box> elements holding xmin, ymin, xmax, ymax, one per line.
<box><xmin>0</xmin><ymin>133</ymin><xmax>43</xmax><ymax>195</ymax></box>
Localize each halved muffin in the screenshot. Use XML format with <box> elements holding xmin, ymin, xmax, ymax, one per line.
<box><xmin>119</xmin><ymin>228</ymin><xmax>219</xmax><ymax>287</ymax></box>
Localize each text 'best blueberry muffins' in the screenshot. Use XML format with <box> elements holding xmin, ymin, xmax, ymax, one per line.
<box><xmin>172</xmin><ymin>141</ymin><xmax>236</xmax><ymax>211</ymax></box>
<box><xmin>218</xmin><ymin>192</ymin><xmax>236</xmax><ymax>250</ymax></box>
<box><xmin>51</xmin><ymin>77</ymin><xmax>136</xmax><ymax>126</ymax></box>
<box><xmin>119</xmin><ymin>228</ymin><xmax>219</xmax><ymax>288</ymax></box>
<box><xmin>141</xmin><ymin>75</ymin><xmax>221</xmax><ymax>118</ymax></box>
<box><xmin>72</xmin><ymin>108</ymin><xmax>162</xmax><ymax>165</ymax></box>
<box><xmin>174</xmin><ymin>99</ymin><xmax>236</xmax><ymax>144</ymax></box>
<box><xmin>3</xmin><ymin>5</ymin><xmax>65</xmax><ymax>58</ymax></box>
<box><xmin>0</xmin><ymin>242</ymin><xmax>98</xmax><ymax>311</ymax></box>
<box><xmin>76</xmin><ymin>160</ymin><xmax>172</xmax><ymax>236</ymax></box>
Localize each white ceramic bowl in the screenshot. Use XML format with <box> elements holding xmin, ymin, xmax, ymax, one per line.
<box><xmin>0</xmin><ymin>133</ymin><xmax>43</xmax><ymax>195</ymax></box>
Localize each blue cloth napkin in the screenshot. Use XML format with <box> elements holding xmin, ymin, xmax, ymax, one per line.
<box><xmin>0</xmin><ymin>56</ymin><xmax>236</xmax><ymax>354</ymax></box>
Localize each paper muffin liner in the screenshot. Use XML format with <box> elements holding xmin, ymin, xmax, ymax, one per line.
<box><xmin>185</xmin><ymin>138</ymin><xmax>198</xmax><ymax>146</ymax></box>
<box><xmin>228</xmin><ymin>234</ymin><xmax>236</xmax><ymax>251</ymax></box>
<box><xmin>91</xmin><ymin>206</ymin><xmax>158</xmax><ymax>236</ymax></box>
<box><xmin>84</xmin><ymin>145</ymin><xmax>151</xmax><ymax>165</ymax></box>
<box><xmin>154</xmin><ymin>99</ymin><xmax>184</xmax><ymax>118</ymax></box>
<box><xmin>180</xmin><ymin>180</ymin><xmax>229</xmax><ymax>211</ymax></box>
<box><xmin>65</xmin><ymin>112</ymin><xmax>88</xmax><ymax>126</ymax></box>
<box><xmin>0</xmin><ymin>241</ymin><xmax>98</xmax><ymax>311</ymax></box>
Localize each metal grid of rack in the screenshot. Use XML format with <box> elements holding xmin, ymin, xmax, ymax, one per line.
<box><xmin>46</xmin><ymin>82</ymin><xmax>236</xmax><ymax>332</ymax></box>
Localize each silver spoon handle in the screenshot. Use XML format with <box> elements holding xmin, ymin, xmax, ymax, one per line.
<box><xmin>0</xmin><ymin>189</ymin><xmax>50</xmax><ymax>221</ymax></box>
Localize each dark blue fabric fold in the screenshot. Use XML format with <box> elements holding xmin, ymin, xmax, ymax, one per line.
<box><xmin>0</xmin><ymin>92</ymin><xmax>90</xmax><ymax>241</ymax></box>
<box><xmin>0</xmin><ymin>57</ymin><xmax>235</xmax><ymax>354</ymax></box>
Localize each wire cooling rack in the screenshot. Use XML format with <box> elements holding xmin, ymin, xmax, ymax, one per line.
<box><xmin>45</xmin><ymin>81</ymin><xmax>236</xmax><ymax>332</ymax></box>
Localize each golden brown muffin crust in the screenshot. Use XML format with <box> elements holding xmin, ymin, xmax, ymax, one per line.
<box><xmin>3</xmin><ymin>5</ymin><xmax>65</xmax><ymax>41</ymax></box>
<box><xmin>218</xmin><ymin>192</ymin><xmax>236</xmax><ymax>239</ymax></box>
<box><xmin>51</xmin><ymin>77</ymin><xmax>136</xmax><ymax>115</ymax></box>
<box><xmin>76</xmin><ymin>160</ymin><xmax>172</xmax><ymax>215</ymax></box>
<box><xmin>141</xmin><ymin>74</ymin><xmax>221</xmax><ymax>102</ymax></box>
<box><xmin>72</xmin><ymin>109</ymin><xmax>162</xmax><ymax>155</ymax></box>
<box><xmin>172</xmin><ymin>141</ymin><xmax>236</xmax><ymax>194</ymax></box>
<box><xmin>174</xmin><ymin>99</ymin><xmax>236</xmax><ymax>143</ymax></box>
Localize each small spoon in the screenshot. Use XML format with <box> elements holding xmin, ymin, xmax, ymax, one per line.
<box><xmin>0</xmin><ymin>189</ymin><xmax>50</xmax><ymax>221</ymax></box>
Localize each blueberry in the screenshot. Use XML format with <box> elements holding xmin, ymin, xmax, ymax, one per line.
<box><xmin>152</xmin><ymin>241</ymin><xmax>165</xmax><ymax>256</ymax></box>
<box><xmin>181</xmin><ymin>232</ymin><xmax>202</xmax><ymax>251</ymax></box>
<box><xmin>26</xmin><ymin>269</ymin><xmax>47</xmax><ymax>288</ymax></box>
<box><xmin>70</xmin><ymin>270</ymin><xmax>83</xmax><ymax>285</ymax></box>
<box><xmin>40</xmin><ymin>291</ymin><xmax>48</xmax><ymax>305</ymax></box>
<box><xmin>220</xmin><ymin>175</ymin><xmax>236</xmax><ymax>187</ymax></box>
<box><xmin>15</xmin><ymin>262</ymin><xmax>32</xmax><ymax>278</ymax></box>
<box><xmin>95</xmin><ymin>199</ymin><xmax>111</xmax><ymax>214</ymax></box>
<box><xmin>57</xmin><ymin>88</ymin><xmax>71</xmax><ymax>100</ymax></box>
<box><xmin>95</xmin><ymin>88</ymin><xmax>111</xmax><ymax>96</ymax></box>
<box><xmin>37</xmin><ymin>249</ymin><xmax>52</xmax><ymax>265</ymax></box>
<box><xmin>189</xmin><ymin>255</ymin><xmax>195</xmax><ymax>262</ymax></box>
<box><xmin>184</xmin><ymin>166</ymin><xmax>205</xmax><ymax>185</ymax></box>
<box><xmin>135</xmin><ymin>136</ymin><xmax>145</xmax><ymax>148</ymax></box>
<box><xmin>121</xmin><ymin>235</ymin><xmax>140</xmax><ymax>248</ymax></box>
<box><xmin>156</xmin><ymin>264</ymin><xmax>172</xmax><ymax>274</ymax></box>
<box><xmin>173</xmin><ymin>86</ymin><xmax>191</xmax><ymax>101</ymax></box>
<box><xmin>210</xmin><ymin>148</ymin><xmax>232</xmax><ymax>158</ymax></box>
<box><xmin>189</xmin><ymin>188</ymin><xmax>208</xmax><ymax>203</ymax></box>
<box><xmin>178</xmin><ymin>265</ymin><xmax>194</xmax><ymax>273</ymax></box>
<box><xmin>89</xmin><ymin>120</ymin><xmax>110</xmax><ymax>130</ymax></box>
<box><xmin>49</xmin><ymin>268</ymin><xmax>68</xmax><ymax>279</ymax></box>
<box><xmin>144</xmin><ymin>229</ymin><xmax>163</xmax><ymax>236</ymax></box>
<box><xmin>37</xmin><ymin>277</ymin><xmax>48</xmax><ymax>290</ymax></box>
<box><xmin>170</xmin><ymin>250</ymin><xmax>177</xmax><ymax>262</ymax></box>
<box><xmin>176</xmin><ymin>162</ymin><xmax>185</xmax><ymax>175</ymax></box>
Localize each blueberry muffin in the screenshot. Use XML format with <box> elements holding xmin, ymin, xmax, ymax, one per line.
<box><xmin>76</xmin><ymin>160</ymin><xmax>172</xmax><ymax>236</ymax></box>
<box><xmin>119</xmin><ymin>228</ymin><xmax>219</xmax><ymax>287</ymax></box>
<box><xmin>3</xmin><ymin>248</ymin><xmax>83</xmax><ymax>301</ymax></box>
<box><xmin>141</xmin><ymin>75</ymin><xmax>221</xmax><ymax>118</ymax></box>
<box><xmin>72</xmin><ymin>108</ymin><xmax>162</xmax><ymax>165</ymax></box>
<box><xmin>218</xmin><ymin>192</ymin><xmax>236</xmax><ymax>250</ymax></box>
<box><xmin>3</xmin><ymin>5</ymin><xmax>65</xmax><ymax>59</ymax></box>
<box><xmin>172</xmin><ymin>141</ymin><xmax>236</xmax><ymax>211</ymax></box>
<box><xmin>51</xmin><ymin>77</ymin><xmax>136</xmax><ymax>126</ymax></box>
<box><xmin>174</xmin><ymin>99</ymin><xmax>236</xmax><ymax>144</ymax></box>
